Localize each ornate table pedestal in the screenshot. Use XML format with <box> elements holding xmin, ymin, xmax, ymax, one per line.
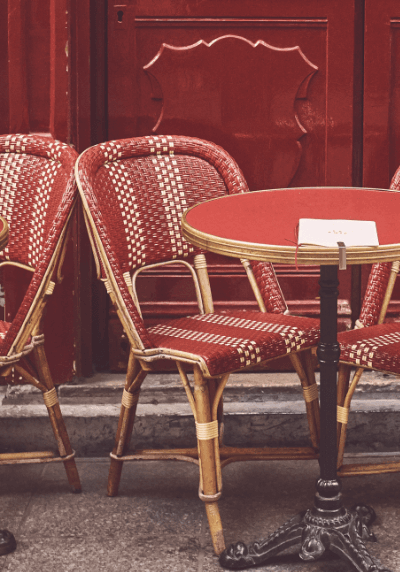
<box><xmin>220</xmin><ymin>265</ymin><xmax>390</xmax><ymax>572</ymax></box>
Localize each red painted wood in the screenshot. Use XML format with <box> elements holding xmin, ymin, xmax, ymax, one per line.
<box><xmin>50</xmin><ymin>0</ymin><xmax>69</xmax><ymax>141</ymax></box>
<box><xmin>109</xmin><ymin>0</ymin><xmax>360</xmax><ymax>187</ymax></box>
<box><xmin>106</xmin><ymin>0</ymin><xmax>361</xmax><ymax>370</ymax></box>
<box><xmin>0</xmin><ymin>2</ymin><xmax>9</xmax><ymax>134</ymax></box>
<box><xmin>186</xmin><ymin>187</ymin><xmax>400</xmax><ymax>247</ymax></box>
<box><xmin>363</xmin><ymin>0</ymin><xmax>400</xmax><ymax>319</ymax></box>
<box><xmin>7</xmin><ymin>0</ymin><xmax>29</xmax><ymax>133</ymax></box>
<box><xmin>0</xmin><ymin>1</ymin><xmax>79</xmax><ymax>383</ymax></box>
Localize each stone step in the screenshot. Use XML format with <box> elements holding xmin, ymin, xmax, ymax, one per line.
<box><xmin>1</xmin><ymin>371</ymin><xmax>400</xmax><ymax>457</ymax></box>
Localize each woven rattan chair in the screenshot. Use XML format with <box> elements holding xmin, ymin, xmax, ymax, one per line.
<box><xmin>75</xmin><ymin>135</ymin><xmax>321</xmax><ymax>554</ymax></box>
<box><xmin>336</xmin><ymin>170</ymin><xmax>400</xmax><ymax>478</ymax></box>
<box><xmin>0</xmin><ymin>134</ymin><xmax>81</xmax><ymax>493</ymax></box>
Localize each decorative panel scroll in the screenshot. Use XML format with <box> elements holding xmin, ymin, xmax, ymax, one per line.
<box><xmin>144</xmin><ymin>35</ymin><xmax>317</xmax><ymax>190</ymax></box>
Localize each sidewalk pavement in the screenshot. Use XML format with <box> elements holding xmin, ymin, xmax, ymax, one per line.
<box><xmin>0</xmin><ymin>456</ymin><xmax>399</xmax><ymax>571</ymax></box>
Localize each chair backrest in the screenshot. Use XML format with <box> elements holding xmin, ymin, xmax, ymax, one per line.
<box><xmin>76</xmin><ymin>135</ymin><xmax>287</xmax><ymax>350</ymax></box>
<box><xmin>357</xmin><ymin>170</ymin><xmax>400</xmax><ymax>327</ymax></box>
<box><xmin>0</xmin><ymin>134</ymin><xmax>78</xmax><ymax>356</ymax></box>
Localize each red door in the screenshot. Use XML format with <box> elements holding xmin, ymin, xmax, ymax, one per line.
<box><xmin>363</xmin><ymin>0</ymin><xmax>400</xmax><ymax>316</ymax></box>
<box><xmin>106</xmin><ymin>0</ymin><xmax>363</xmax><ymax>370</ymax></box>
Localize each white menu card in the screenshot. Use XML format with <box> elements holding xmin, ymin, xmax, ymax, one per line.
<box><xmin>298</xmin><ymin>219</ymin><xmax>379</xmax><ymax>248</ymax></box>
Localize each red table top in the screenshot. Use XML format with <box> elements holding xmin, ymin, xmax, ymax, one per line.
<box><xmin>182</xmin><ymin>187</ymin><xmax>400</xmax><ymax>266</ymax></box>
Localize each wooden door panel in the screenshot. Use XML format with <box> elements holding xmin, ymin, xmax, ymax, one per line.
<box><xmin>363</xmin><ymin>1</ymin><xmax>400</xmax><ymax>320</ymax></box>
<box><xmin>107</xmin><ymin>0</ymin><xmax>360</xmax><ymax>370</ymax></box>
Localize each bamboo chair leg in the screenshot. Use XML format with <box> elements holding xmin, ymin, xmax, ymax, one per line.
<box><xmin>337</xmin><ymin>366</ymin><xmax>364</xmax><ymax>469</ymax></box>
<box><xmin>33</xmin><ymin>345</ymin><xmax>81</xmax><ymax>493</ymax></box>
<box><xmin>207</xmin><ymin>377</ymin><xmax>225</xmax><ymax>447</ymax></box>
<box><xmin>303</xmin><ymin>349</ymin><xmax>320</xmax><ymax>442</ymax></box>
<box><xmin>193</xmin><ymin>366</ymin><xmax>225</xmax><ymax>555</ymax></box>
<box><xmin>289</xmin><ymin>351</ymin><xmax>320</xmax><ymax>449</ymax></box>
<box><xmin>107</xmin><ymin>353</ymin><xmax>147</xmax><ymax>497</ymax></box>
<box><xmin>337</xmin><ymin>364</ymin><xmax>351</xmax><ymax>448</ymax></box>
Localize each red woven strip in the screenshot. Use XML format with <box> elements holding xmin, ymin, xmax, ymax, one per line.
<box><xmin>358</xmin><ymin>263</ymin><xmax>392</xmax><ymax>327</ymax></box>
<box><xmin>339</xmin><ymin>321</ymin><xmax>400</xmax><ymax>373</ymax></box>
<box><xmin>149</xmin><ymin>311</ymin><xmax>319</xmax><ymax>376</ymax></box>
<box><xmin>357</xmin><ymin>169</ymin><xmax>400</xmax><ymax>327</ymax></box>
<box><xmin>249</xmin><ymin>261</ymin><xmax>287</xmax><ymax>314</ymax></box>
<box><xmin>0</xmin><ymin>135</ymin><xmax>78</xmax><ymax>356</ymax></box>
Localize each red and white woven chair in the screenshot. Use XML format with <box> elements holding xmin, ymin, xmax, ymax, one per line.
<box><xmin>0</xmin><ymin>134</ymin><xmax>81</xmax><ymax>493</ymax></box>
<box><xmin>336</xmin><ymin>169</ymin><xmax>400</xmax><ymax>478</ymax></box>
<box><xmin>75</xmin><ymin>135</ymin><xmax>320</xmax><ymax>554</ymax></box>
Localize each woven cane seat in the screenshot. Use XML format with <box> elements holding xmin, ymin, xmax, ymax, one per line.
<box><xmin>338</xmin><ymin>322</ymin><xmax>400</xmax><ymax>373</ymax></box>
<box><xmin>148</xmin><ymin>312</ymin><xmax>319</xmax><ymax>376</ymax></box>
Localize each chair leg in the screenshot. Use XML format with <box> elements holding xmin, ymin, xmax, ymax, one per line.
<box><xmin>289</xmin><ymin>351</ymin><xmax>320</xmax><ymax>449</ymax></box>
<box><xmin>337</xmin><ymin>364</ymin><xmax>351</xmax><ymax>449</ymax></box>
<box><xmin>33</xmin><ymin>345</ymin><xmax>81</xmax><ymax>492</ymax></box>
<box><xmin>107</xmin><ymin>353</ymin><xmax>147</xmax><ymax>497</ymax></box>
<box><xmin>193</xmin><ymin>366</ymin><xmax>225</xmax><ymax>555</ymax></box>
<box><xmin>337</xmin><ymin>364</ymin><xmax>364</xmax><ymax>468</ymax></box>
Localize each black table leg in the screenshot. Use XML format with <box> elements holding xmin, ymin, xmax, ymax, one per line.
<box><xmin>0</xmin><ymin>529</ymin><xmax>16</xmax><ymax>556</ymax></box>
<box><xmin>219</xmin><ymin>265</ymin><xmax>392</xmax><ymax>571</ymax></box>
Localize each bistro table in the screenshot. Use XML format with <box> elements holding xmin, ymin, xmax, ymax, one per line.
<box><xmin>182</xmin><ymin>187</ymin><xmax>397</xmax><ymax>572</ymax></box>
<box><xmin>0</xmin><ymin>215</ymin><xmax>17</xmax><ymax>557</ymax></box>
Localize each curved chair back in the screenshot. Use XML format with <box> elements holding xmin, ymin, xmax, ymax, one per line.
<box><xmin>0</xmin><ymin>134</ymin><xmax>78</xmax><ymax>357</ymax></box>
<box><xmin>76</xmin><ymin>135</ymin><xmax>287</xmax><ymax>350</ymax></box>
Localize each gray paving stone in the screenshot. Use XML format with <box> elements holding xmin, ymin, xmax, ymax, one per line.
<box><xmin>0</xmin><ymin>457</ymin><xmax>399</xmax><ymax>571</ymax></box>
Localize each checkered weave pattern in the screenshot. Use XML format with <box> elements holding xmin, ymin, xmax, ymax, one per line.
<box><xmin>338</xmin><ymin>322</ymin><xmax>400</xmax><ymax>372</ymax></box>
<box><xmin>249</xmin><ymin>260</ymin><xmax>287</xmax><ymax>314</ymax></box>
<box><xmin>149</xmin><ymin>311</ymin><xmax>319</xmax><ymax>376</ymax></box>
<box><xmin>357</xmin><ymin>168</ymin><xmax>400</xmax><ymax>327</ymax></box>
<box><xmin>357</xmin><ymin>263</ymin><xmax>392</xmax><ymax>327</ymax></box>
<box><xmin>0</xmin><ymin>134</ymin><xmax>77</xmax><ymax>356</ymax></box>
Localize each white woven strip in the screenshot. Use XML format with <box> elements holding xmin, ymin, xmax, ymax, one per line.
<box><xmin>150</xmin><ymin>136</ymin><xmax>193</xmax><ymax>259</ymax></box>
<box><xmin>191</xmin><ymin>313</ymin><xmax>292</xmax><ymax>334</ymax></box>
<box><xmin>196</xmin><ymin>420</ymin><xmax>219</xmax><ymax>441</ymax></box>
<box><xmin>28</xmin><ymin>159</ymin><xmax>59</xmax><ymax>267</ymax></box>
<box><xmin>302</xmin><ymin>383</ymin><xmax>319</xmax><ymax>403</ymax></box>
<box><xmin>43</xmin><ymin>387</ymin><xmax>58</xmax><ymax>408</ymax></box>
<box><xmin>104</xmin><ymin>156</ymin><xmax>145</xmax><ymax>267</ymax></box>
<box><xmin>31</xmin><ymin>334</ymin><xmax>45</xmax><ymax>346</ymax></box>
<box><xmin>104</xmin><ymin>279</ymin><xmax>113</xmax><ymax>294</ymax></box>
<box><xmin>123</xmin><ymin>271</ymin><xmax>133</xmax><ymax>289</ymax></box>
<box><xmin>337</xmin><ymin>405</ymin><xmax>349</xmax><ymax>425</ymax></box>
<box><xmin>121</xmin><ymin>388</ymin><xmax>139</xmax><ymax>409</ymax></box>
<box><xmin>45</xmin><ymin>281</ymin><xmax>56</xmax><ymax>296</ymax></box>
<box><xmin>198</xmin><ymin>487</ymin><xmax>222</xmax><ymax>502</ymax></box>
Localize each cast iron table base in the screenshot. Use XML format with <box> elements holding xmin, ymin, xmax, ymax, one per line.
<box><xmin>0</xmin><ymin>529</ymin><xmax>16</xmax><ymax>557</ymax></box>
<box><xmin>220</xmin><ymin>500</ymin><xmax>391</xmax><ymax>571</ymax></box>
<box><xmin>219</xmin><ymin>266</ymin><xmax>392</xmax><ymax>572</ymax></box>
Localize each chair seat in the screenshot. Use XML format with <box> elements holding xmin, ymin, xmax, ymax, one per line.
<box><xmin>148</xmin><ymin>311</ymin><xmax>320</xmax><ymax>376</ymax></box>
<box><xmin>338</xmin><ymin>322</ymin><xmax>400</xmax><ymax>372</ymax></box>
